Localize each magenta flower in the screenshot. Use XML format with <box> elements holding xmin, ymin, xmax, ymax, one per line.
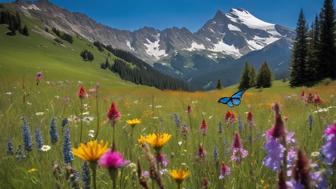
<box><xmin>198</xmin><ymin>143</ymin><xmax>207</xmax><ymax>159</ymax></box>
<box><xmin>324</xmin><ymin>123</ymin><xmax>336</xmax><ymax>140</ymax></box>
<box><xmin>156</xmin><ymin>153</ymin><xmax>169</xmax><ymax>167</ymax></box>
<box><xmin>99</xmin><ymin>150</ymin><xmax>130</xmax><ymax>169</ymax></box>
<box><xmin>219</xmin><ymin>162</ymin><xmax>231</xmax><ymax>179</ymax></box>
<box><xmin>107</xmin><ymin>102</ymin><xmax>121</xmax><ymax>123</ymax></box>
<box><xmin>231</xmin><ymin>133</ymin><xmax>248</xmax><ymax>163</ymax></box>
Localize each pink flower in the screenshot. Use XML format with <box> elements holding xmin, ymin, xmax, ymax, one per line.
<box><xmin>107</xmin><ymin>102</ymin><xmax>121</xmax><ymax>122</ymax></box>
<box><xmin>231</xmin><ymin>133</ymin><xmax>248</xmax><ymax>163</ymax></box>
<box><xmin>77</xmin><ymin>86</ymin><xmax>88</xmax><ymax>99</ymax></box>
<box><xmin>200</xmin><ymin>119</ymin><xmax>208</xmax><ymax>135</ymax></box>
<box><xmin>266</xmin><ymin>114</ymin><xmax>286</xmax><ymax>139</ymax></box>
<box><xmin>99</xmin><ymin>150</ymin><xmax>130</xmax><ymax>169</ymax></box>
<box><xmin>35</xmin><ymin>72</ymin><xmax>43</xmax><ymax>85</ymax></box>
<box><xmin>219</xmin><ymin>162</ymin><xmax>231</xmax><ymax>179</ymax></box>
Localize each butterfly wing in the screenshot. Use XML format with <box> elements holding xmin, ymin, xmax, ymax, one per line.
<box><xmin>226</xmin><ymin>99</ymin><xmax>234</xmax><ymax>108</ymax></box>
<box><xmin>231</xmin><ymin>89</ymin><xmax>245</xmax><ymax>99</ymax></box>
<box><xmin>218</xmin><ymin>97</ymin><xmax>231</xmax><ymax>104</ymax></box>
<box><xmin>231</xmin><ymin>98</ymin><xmax>241</xmax><ymax>106</ymax></box>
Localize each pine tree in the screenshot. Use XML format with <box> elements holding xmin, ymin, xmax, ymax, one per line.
<box><xmin>238</xmin><ymin>62</ymin><xmax>251</xmax><ymax>90</ymax></box>
<box><xmin>256</xmin><ymin>62</ymin><xmax>272</xmax><ymax>88</ymax></box>
<box><xmin>318</xmin><ymin>0</ymin><xmax>336</xmax><ymax>79</ymax></box>
<box><xmin>306</xmin><ymin>16</ymin><xmax>320</xmax><ymax>85</ymax></box>
<box><xmin>22</xmin><ymin>25</ymin><xmax>29</xmax><ymax>36</ymax></box>
<box><xmin>249</xmin><ymin>66</ymin><xmax>257</xmax><ymax>87</ymax></box>
<box><xmin>216</xmin><ymin>79</ymin><xmax>222</xmax><ymax>90</ymax></box>
<box><xmin>290</xmin><ymin>9</ymin><xmax>309</xmax><ymax>87</ymax></box>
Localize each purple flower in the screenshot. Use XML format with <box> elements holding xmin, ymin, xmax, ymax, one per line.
<box><xmin>324</xmin><ymin>123</ymin><xmax>336</xmax><ymax>140</ymax></box>
<box><xmin>286</xmin><ymin>179</ymin><xmax>304</xmax><ymax>189</ymax></box>
<box><xmin>263</xmin><ymin>138</ymin><xmax>285</xmax><ymax>171</ymax></box>
<box><xmin>99</xmin><ymin>150</ymin><xmax>130</xmax><ymax>169</ymax></box>
<box><xmin>321</xmin><ymin>138</ymin><xmax>336</xmax><ymax>165</ymax></box>
<box><xmin>156</xmin><ymin>153</ymin><xmax>169</xmax><ymax>167</ymax></box>
<box><xmin>310</xmin><ymin>171</ymin><xmax>328</xmax><ymax>189</ymax></box>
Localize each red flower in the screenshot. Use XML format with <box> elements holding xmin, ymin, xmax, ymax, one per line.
<box><xmin>270</xmin><ymin>114</ymin><xmax>286</xmax><ymax>138</ymax></box>
<box><xmin>187</xmin><ymin>105</ymin><xmax>192</xmax><ymax>114</ymax></box>
<box><xmin>198</xmin><ymin>143</ymin><xmax>206</xmax><ymax>159</ymax></box>
<box><xmin>300</xmin><ymin>91</ymin><xmax>305</xmax><ymax>98</ymax></box>
<box><xmin>225</xmin><ymin>111</ymin><xmax>236</xmax><ymax>124</ymax></box>
<box><xmin>200</xmin><ymin>119</ymin><xmax>208</xmax><ymax>135</ymax></box>
<box><xmin>246</xmin><ymin>111</ymin><xmax>253</xmax><ymax>124</ymax></box>
<box><xmin>77</xmin><ymin>86</ymin><xmax>87</xmax><ymax>99</ymax></box>
<box><xmin>107</xmin><ymin>102</ymin><xmax>121</xmax><ymax>122</ymax></box>
<box><xmin>313</xmin><ymin>94</ymin><xmax>322</xmax><ymax>104</ymax></box>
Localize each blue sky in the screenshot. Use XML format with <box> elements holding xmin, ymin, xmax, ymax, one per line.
<box><xmin>1</xmin><ymin>0</ymin><xmax>324</xmax><ymax>31</ymax></box>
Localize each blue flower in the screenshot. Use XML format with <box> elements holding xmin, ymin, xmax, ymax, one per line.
<box><xmin>50</xmin><ymin>118</ymin><xmax>59</xmax><ymax>144</ymax></box>
<box><xmin>172</xmin><ymin>113</ymin><xmax>181</xmax><ymax>128</ymax></box>
<box><xmin>81</xmin><ymin>162</ymin><xmax>90</xmax><ymax>189</ymax></box>
<box><xmin>35</xmin><ymin>128</ymin><xmax>44</xmax><ymax>151</ymax></box>
<box><xmin>213</xmin><ymin>146</ymin><xmax>219</xmax><ymax>162</ymax></box>
<box><xmin>22</xmin><ymin>118</ymin><xmax>32</xmax><ymax>152</ymax></box>
<box><xmin>63</xmin><ymin>127</ymin><xmax>74</xmax><ymax>164</ymax></box>
<box><xmin>238</xmin><ymin>115</ymin><xmax>243</xmax><ymax>133</ymax></box>
<box><xmin>7</xmin><ymin>138</ymin><xmax>14</xmax><ymax>155</ymax></box>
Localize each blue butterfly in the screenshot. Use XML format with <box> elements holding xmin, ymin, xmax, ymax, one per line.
<box><xmin>218</xmin><ymin>89</ymin><xmax>245</xmax><ymax>108</ymax></box>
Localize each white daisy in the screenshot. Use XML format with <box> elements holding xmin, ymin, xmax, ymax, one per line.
<box><xmin>41</xmin><ymin>145</ymin><xmax>51</xmax><ymax>152</ymax></box>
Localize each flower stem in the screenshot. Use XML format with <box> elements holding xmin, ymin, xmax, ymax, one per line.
<box><xmin>95</xmin><ymin>89</ymin><xmax>100</xmax><ymax>140</ymax></box>
<box><xmin>90</xmin><ymin>162</ymin><xmax>97</xmax><ymax>189</ymax></box>
<box><xmin>79</xmin><ymin>98</ymin><xmax>83</xmax><ymax>143</ymax></box>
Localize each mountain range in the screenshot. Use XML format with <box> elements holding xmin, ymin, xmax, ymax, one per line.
<box><xmin>13</xmin><ymin>0</ymin><xmax>294</xmax><ymax>90</ymax></box>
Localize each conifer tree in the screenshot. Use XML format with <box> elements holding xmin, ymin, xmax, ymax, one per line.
<box><xmin>239</xmin><ymin>62</ymin><xmax>251</xmax><ymax>90</ymax></box>
<box><xmin>257</xmin><ymin>62</ymin><xmax>272</xmax><ymax>88</ymax></box>
<box><xmin>306</xmin><ymin>16</ymin><xmax>320</xmax><ymax>85</ymax></box>
<box><xmin>249</xmin><ymin>66</ymin><xmax>257</xmax><ymax>87</ymax></box>
<box><xmin>318</xmin><ymin>0</ymin><xmax>336</xmax><ymax>79</ymax></box>
<box><xmin>22</xmin><ymin>25</ymin><xmax>29</xmax><ymax>36</ymax></box>
<box><xmin>216</xmin><ymin>79</ymin><xmax>222</xmax><ymax>90</ymax></box>
<box><xmin>290</xmin><ymin>9</ymin><xmax>308</xmax><ymax>87</ymax></box>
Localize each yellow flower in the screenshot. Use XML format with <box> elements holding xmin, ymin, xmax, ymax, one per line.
<box><xmin>126</xmin><ymin>118</ymin><xmax>141</xmax><ymax>127</ymax></box>
<box><xmin>27</xmin><ymin>168</ymin><xmax>38</xmax><ymax>173</ymax></box>
<box><xmin>138</xmin><ymin>133</ymin><xmax>171</xmax><ymax>150</ymax></box>
<box><xmin>72</xmin><ymin>140</ymin><xmax>109</xmax><ymax>162</ymax></box>
<box><xmin>169</xmin><ymin>169</ymin><xmax>190</xmax><ymax>183</ymax></box>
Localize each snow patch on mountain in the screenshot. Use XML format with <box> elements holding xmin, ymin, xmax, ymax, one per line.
<box><xmin>21</xmin><ymin>4</ymin><xmax>41</xmax><ymax>11</ymax></box>
<box><xmin>226</xmin><ymin>8</ymin><xmax>281</xmax><ymax>37</ymax></box>
<box><xmin>126</xmin><ymin>40</ymin><xmax>135</xmax><ymax>51</ymax></box>
<box><xmin>228</xmin><ymin>24</ymin><xmax>241</xmax><ymax>32</ymax></box>
<box><xmin>210</xmin><ymin>40</ymin><xmax>241</xmax><ymax>58</ymax></box>
<box><xmin>186</xmin><ymin>42</ymin><xmax>206</xmax><ymax>51</ymax></box>
<box><xmin>144</xmin><ymin>34</ymin><xmax>167</xmax><ymax>60</ymax></box>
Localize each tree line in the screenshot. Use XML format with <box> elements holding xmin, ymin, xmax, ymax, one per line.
<box><xmin>290</xmin><ymin>0</ymin><xmax>336</xmax><ymax>87</ymax></box>
<box><xmin>89</xmin><ymin>42</ymin><xmax>189</xmax><ymax>90</ymax></box>
<box><xmin>0</xmin><ymin>11</ymin><xmax>29</xmax><ymax>36</ymax></box>
<box><xmin>238</xmin><ymin>62</ymin><xmax>272</xmax><ymax>90</ymax></box>
<box><xmin>51</xmin><ymin>27</ymin><xmax>73</xmax><ymax>44</ymax></box>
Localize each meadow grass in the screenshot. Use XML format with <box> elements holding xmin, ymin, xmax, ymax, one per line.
<box><xmin>0</xmin><ymin>76</ymin><xmax>335</xmax><ymax>189</ymax></box>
